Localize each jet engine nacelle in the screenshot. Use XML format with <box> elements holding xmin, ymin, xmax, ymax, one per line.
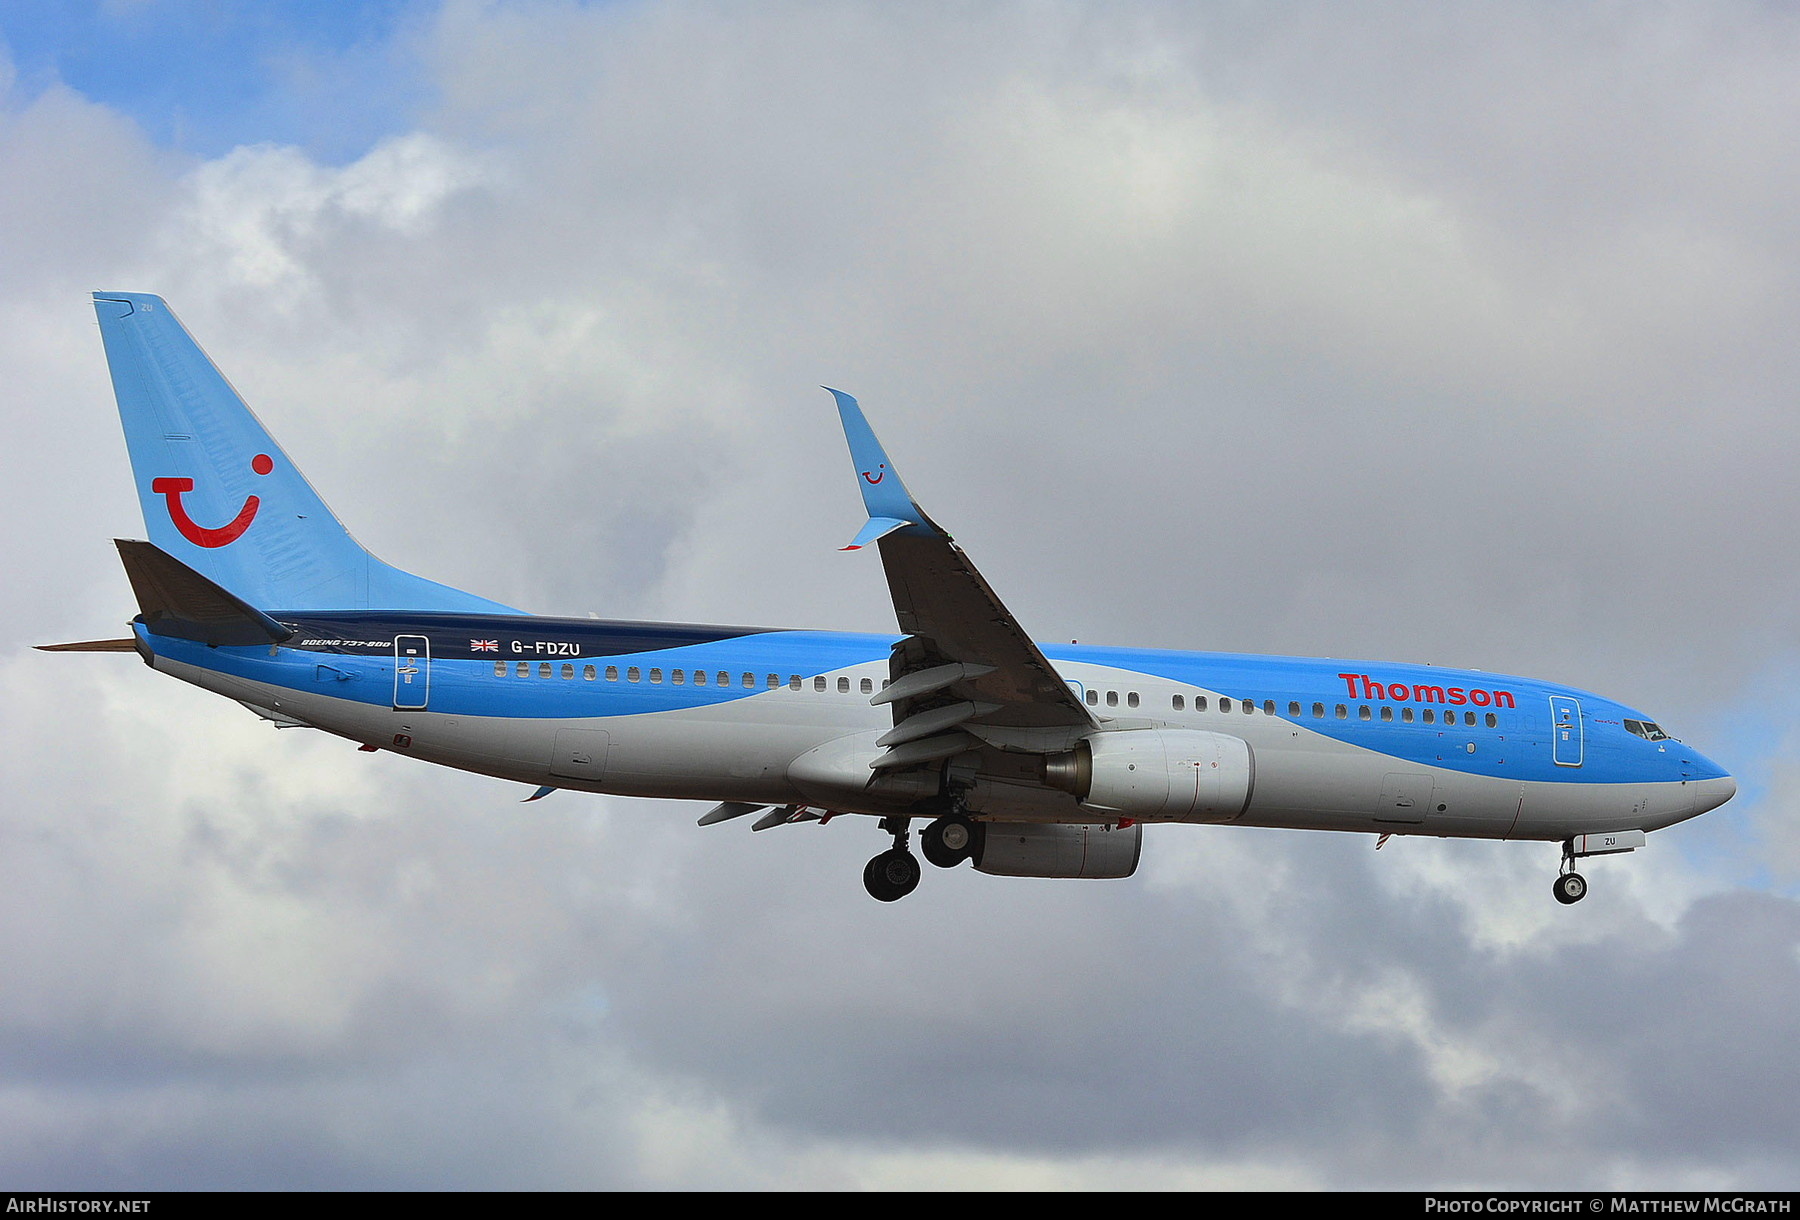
<box><xmin>1044</xmin><ymin>729</ymin><xmax>1254</xmax><ymax>822</ymax></box>
<box><xmin>973</xmin><ymin>821</ymin><xmax>1142</xmax><ymax>879</ymax></box>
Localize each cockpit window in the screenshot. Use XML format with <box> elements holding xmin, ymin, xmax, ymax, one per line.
<box><xmin>1624</xmin><ymin>718</ymin><xmax>1672</xmax><ymax>742</ymax></box>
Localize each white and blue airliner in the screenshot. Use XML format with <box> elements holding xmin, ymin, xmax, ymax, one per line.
<box><xmin>46</xmin><ymin>292</ymin><xmax>1735</xmax><ymax>903</ymax></box>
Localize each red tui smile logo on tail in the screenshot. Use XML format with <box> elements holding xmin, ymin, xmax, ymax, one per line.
<box><xmin>153</xmin><ymin>453</ymin><xmax>274</xmax><ymax>548</ymax></box>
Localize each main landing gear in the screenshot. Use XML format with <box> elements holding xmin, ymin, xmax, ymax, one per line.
<box><xmin>862</xmin><ymin>813</ymin><xmax>983</xmax><ymax>901</ymax></box>
<box><xmin>920</xmin><ymin>813</ymin><xmax>979</xmax><ymax>869</ymax></box>
<box><xmin>863</xmin><ymin>817</ymin><xmax>921</xmax><ymax>902</ymax></box>
<box><xmin>1554</xmin><ymin>840</ymin><xmax>1588</xmax><ymax>905</ymax></box>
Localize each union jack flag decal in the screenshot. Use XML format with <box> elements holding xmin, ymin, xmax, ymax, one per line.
<box><xmin>470</xmin><ymin>639</ymin><xmax>499</xmax><ymax>652</ymax></box>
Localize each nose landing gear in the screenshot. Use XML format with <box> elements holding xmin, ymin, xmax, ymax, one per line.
<box><xmin>1554</xmin><ymin>840</ymin><xmax>1588</xmax><ymax>905</ymax></box>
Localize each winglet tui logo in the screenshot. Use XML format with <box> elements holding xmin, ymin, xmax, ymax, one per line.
<box><xmin>153</xmin><ymin>453</ymin><xmax>274</xmax><ymax>548</ymax></box>
<box><xmin>861</xmin><ymin>463</ymin><xmax>887</xmax><ymax>485</ymax></box>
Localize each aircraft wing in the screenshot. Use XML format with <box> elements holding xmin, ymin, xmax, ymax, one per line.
<box><xmin>829</xmin><ymin>390</ymin><xmax>1096</xmax><ymax>771</ymax></box>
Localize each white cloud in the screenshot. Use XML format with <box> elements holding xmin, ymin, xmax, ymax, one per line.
<box><xmin>169</xmin><ymin>132</ymin><xmax>487</xmax><ymax>293</ymax></box>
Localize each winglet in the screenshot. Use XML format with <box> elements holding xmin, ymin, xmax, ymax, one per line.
<box><xmin>827</xmin><ymin>388</ymin><xmax>938</xmax><ymax>550</ymax></box>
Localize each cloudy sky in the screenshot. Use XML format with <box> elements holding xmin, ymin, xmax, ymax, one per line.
<box><xmin>3</xmin><ymin>0</ymin><xmax>1798</xmax><ymax>1190</ymax></box>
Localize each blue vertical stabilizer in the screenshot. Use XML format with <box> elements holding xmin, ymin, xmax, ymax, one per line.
<box><xmin>93</xmin><ymin>292</ymin><xmax>521</xmax><ymax>613</ymax></box>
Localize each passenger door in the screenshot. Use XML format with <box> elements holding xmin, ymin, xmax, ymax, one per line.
<box><xmin>393</xmin><ymin>634</ymin><xmax>430</xmax><ymax>709</ymax></box>
<box><xmin>1549</xmin><ymin>695</ymin><xmax>1582</xmax><ymax>767</ymax></box>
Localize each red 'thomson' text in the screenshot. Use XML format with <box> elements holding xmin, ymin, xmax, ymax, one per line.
<box><xmin>1337</xmin><ymin>672</ymin><xmax>1516</xmax><ymax>709</ymax></box>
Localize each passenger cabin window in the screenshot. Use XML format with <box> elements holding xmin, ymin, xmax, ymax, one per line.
<box><xmin>1219</xmin><ymin>697</ymin><xmax>1231</xmax><ymax>713</ymax></box>
<box><xmin>538</xmin><ymin>662</ymin><xmax>552</xmax><ymax>678</ymax></box>
<box><xmin>1172</xmin><ymin>694</ymin><xmax>1185</xmax><ymax>711</ymax></box>
<box><xmin>1402</xmin><ymin>708</ymin><xmax>1414</xmax><ymax>723</ymax></box>
<box><xmin>790</xmin><ymin>676</ymin><xmax>802</xmax><ymax>690</ymax></box>
<box><xmin>517</xmin><ymin>662</ymin><xmax>530</xmax><ymax>678</ymax></box>
<box><xmin>494</xmin><ymin>661</ymin><xmax>506</xmax><ymax>677</ymax></box>
<box><xmin>1106</xmin><ymin>690</ymin><xmax>1119</xmax><ymax>707</ymax></box>
<box><xmin>1335</xmin><ymin>704</ymin><xmax>1347</xmax><ymax>719</ymax></box>
<box><xmin>1359</xmin><ymin>705</ymin><xmax>1372</xmax><ymax>720</ymax></box>
<box><xmin>1289</xmin><ymin>701</ymin><xmax>1300</xmax><ymax>716</ymax></box>
<box><xmin>1380</xmin><ymin>707</ymin><xmax>1392</xmax><ymax>722</ymax></box>
<box><xmin>742</xmin><ymin>673</ymin><xmax>754</xmax><ymax>689</ymax></box>
<box><xmin>1127</xmin><ymin>692</ymin><xmax>1139</xmax><ymax>708</ymax></box>
<box><xmin>584</xmin><ymin>665</ymin><xmax>597</xmax><ymax>680</ymax></box>
<box><xmin>605</xmin><ymin>665</ymin><xmax>618</xmax><ymax>681</ymax></box>
<box><xmin>627</xmin><ymin>667</ymin><xmax>640</xmax><ymax>683</ymax></box>
<box><xmin>649</xmin><ymin>668</ymin><xmax>662</xmax><ymax>684</ymax></box>
<box><xmin>1086</xmin><ymin>689</ymin><xmax>1099</xmax><ymax>706</ymax></box>
<box><xmin>1195</xmin><ymin>697</ymin><xmax>1208</xmax><ymax>712</ymax></box>
<box><xmin>861</xmin><ymin>678</ymin><xmax>873</xmax><ymax>694</ymax></box>
<box><xmin>838</xmin><ymin>677</ymin><xmax>850</xmax><ymax>693</ymax></box>
<box><xmin>693</xmin><ymin>669</ymin><xmax>707</xmax><ymax>686</ymax></box>
<box><xmin>717</xmin><ymin>671</ymin><xmax>729</xmax><ymax>687</ymax></box>
<box><xmin>672</xmin><ymin>669</ymin><xmax>685</xmax><ymax>684</ymax></box>
<box><xmin>814</xmin><ymin>677</ymin><xmax>826</xmax><ymax>692</ymax></box>
<box><xmin>1312</xmin><ymin>702</ymin><xmax>1324</xmax><ymax>718</ymax></box>
<box><xmin>1485</xmin><ymin>713</ymin><xmax>1498</xmax><ymax>727</ymax></box>
<box><xmin>562</xmin><ymin>663</ymin><xmax>574</xmax><ymax>679</ymax></box>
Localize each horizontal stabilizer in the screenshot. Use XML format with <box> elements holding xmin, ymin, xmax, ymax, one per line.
<box><xmin>115</xmin><ymin>539</ymin><xmax>293</xmax><ymax>646</ymax></box>
<box><xmin>35</xmin><ymin>638</ymin><xmax>138</xmax><ymax>652</ymax></box>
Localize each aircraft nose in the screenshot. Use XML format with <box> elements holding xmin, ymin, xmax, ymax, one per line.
<box><xmin>1692</xmin><ymin>774</ymin><xmax>1736</xmax><ymax>815</ymax></box>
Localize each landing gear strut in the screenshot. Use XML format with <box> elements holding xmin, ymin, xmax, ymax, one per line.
<box><xmin>863</xmin><ymin>816</ymin><xmax>920</xmax><ymax>902</ymax></box>
<box><xmin>1554</xmin><ymin>840</ymin><xmax>1588</xmax><ymax>905</ymax></box>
